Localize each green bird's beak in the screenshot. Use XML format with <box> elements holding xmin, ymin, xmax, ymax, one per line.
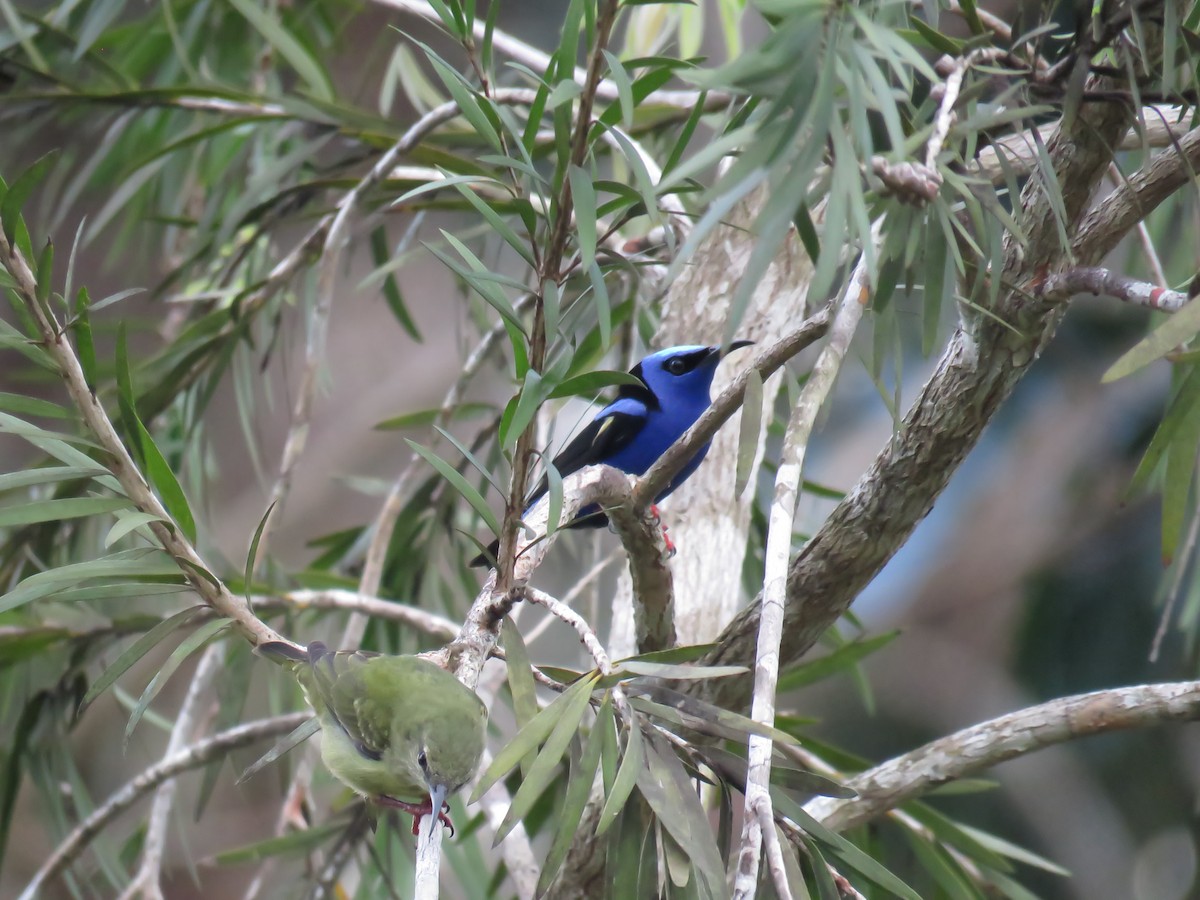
<box><xmin>426</xmin><ymin>782</ymin><xmax>448</xmax><ymax>831</ymax></box>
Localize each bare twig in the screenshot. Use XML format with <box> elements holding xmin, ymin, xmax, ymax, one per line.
<box><xmin>0</xmin><ymin>224</ymin><xmax>289</xmax><ymax>648</ymax></box>
<box><xmin>18</xmin><ymin>713</ymin><xmax>310</xmax><ymax>900</ymax></box>
<box><xmin>120</xmin><ymin>642</ymin><xmax>227</xmax><ymax>900</ymax></box>
<box><xmin>252</xmin><ymin>589</ymin><xmax>459</xmax><ymax>639</ymax></box>
<box><xmin>754</xmin><ymin>797</ymin><xmax>794</xmax><ymax>900</ymax></box>
<box><xmin>525</xmin><ymin>586</ymin><xmax>613</xmax><ymax>675</ymax></box>
<box><xmin>733</xmin><ymin>230</ymin><xmax>874</xmax><ymax>898</ymax></box>
<box><xmin>1033</xmin><ymin>266</ymin><xmax>1190</xmax><ymax>310</ymax></box>
<box><xmin>1109</xmin><ymin>162</ymin><xmax>1170</xmax><ymax>289</ymax></box>
<box><xmin>804</xmin><ymin>681</ymin><xmax>1200</xmax><ymax>832</ymax></box>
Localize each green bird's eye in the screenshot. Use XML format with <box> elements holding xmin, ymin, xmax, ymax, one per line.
<box><xmin>417</xmin><ymin>749</ymin><xmax>428</xmax><ymax>770</ymax></box>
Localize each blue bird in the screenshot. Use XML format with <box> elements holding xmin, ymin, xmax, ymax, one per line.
<box><xmin>471</xmin><ymin>341</ymin><xmax>753</xmax><ymax>567</ymax></box>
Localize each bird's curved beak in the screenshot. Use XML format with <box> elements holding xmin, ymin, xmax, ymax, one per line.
<box><xmin>424</xmin><ymin>782</ymin><xmax>448</xmax><ymax>833</ymax></box>
<box><xmin>707</xmin><ymin>339</ymin><xmax>754</xmax><ymax>360</ymax></box>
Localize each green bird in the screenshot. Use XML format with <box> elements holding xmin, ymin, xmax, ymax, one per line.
<box><xmin>259</xmin><ymin>640</ymin><xmax>488</xmax><ymax>834</ymax></box>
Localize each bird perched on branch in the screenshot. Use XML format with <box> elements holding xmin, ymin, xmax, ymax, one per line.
<box><xmin>258</xmin><ymin>641</ymin><xmax>487</xmax><ymax>835</ymax></box>
<box><xmin>472</xmin><ymin>341</ymin><xmax>753</xmax><ymax>567</ymax></box>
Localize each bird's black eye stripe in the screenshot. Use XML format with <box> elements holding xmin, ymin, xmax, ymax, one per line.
<box><xmin>663</xmin><ymin>349</ymin><xmax>711</xmax><ymax>376</ymax></box>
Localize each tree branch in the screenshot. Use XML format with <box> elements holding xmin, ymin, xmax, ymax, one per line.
<box><xmin>805</xmin><ymin>681</ymin><xmax>1200</xmax><ymax>832</ymax></box>
<box><xmin>1073</xmin><ymin>125</ymin><xmax>1200</xmax><ymax>263</ymax></box>
<box><xmin>699</xmin><ymin>73</ymin><xmax>1138</xmax><ymax>711</ymax></box>
<box><xmin>1034</xmin><ymin>266</ymin><xmax>1191</xmax><ymax>309</ymax></box>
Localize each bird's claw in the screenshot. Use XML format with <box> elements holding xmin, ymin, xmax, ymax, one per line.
<box><xmin>659</xmin><ymin>524</ymin><xmax>676</xmax><ymax>562</ymax></box>
<box><xmin>377</xmin><ymin>795</ymin><xmax>455</xmax><ymax>838</ymax></box>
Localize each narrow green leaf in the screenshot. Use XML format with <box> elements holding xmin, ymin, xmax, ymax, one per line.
<box><xmin>1</xmin><ymin>150</ymin><xmax>57</xmax><ymax>244</ymax></box>
<box><xmin>373</xmin><ymin>402</ymin><xmax>493</xmax><ymax>432</ymax></box>
<box><xmin>600</xmin><ymin>50</ymin><xmax>635</xmax><ymax>129</ymax></box>
<box><xmin>736</xmin><ymin>368</ymin><xmax>763</xmax><ymax>496</ymax></box>
<box><xmin>407</xmin><ymin>439</ymin><xmax>500</xmax><ymax>536</ymax></box>
<box><xmin>434</xmin><ymin>425</ymin><xmax>506</xmax><ymax>495</ymax></box>
<box><xmin>80</xmin><ymin>606</ymin><xmax>205</xmax><ymax>709</ymax></box>
<box><xmin>543</xmin><ymin>459</ymin><xmax>563</xmax><ymax>540</ymax></box>
<box><xmin>629</xmin><ymin>684</ymin><xmax>797</xmax><ymax>744</ymax></box>
<box><xmin>1105</xmin><ymin>294</ymin><xmax>1200</xmax><ymax>382</ymax></box>
<box><xmin>638</xmin><ymin>736</ymin><xmax>725</xmax><ymax>898</ymax></box>
<box><xmin>1129</xmin><ymin>366</ymin><xmax>1200</xmax><ymax>497</ymax></box>
<box><xmin>244</xmin><ymin>502</ymin><xmax>276</xmax><ymax>603</ymax></box>
<box><xmin>237</xmin><ymin>716</ymin><xmax>320</xmax><ymax>784</ymax></box>
<box><xmin>0</xmin><ymin>495</ymin><xmax>129</xmax><ymax>528</ymax></box>
<box><xmin>424</xmin><ymin>50</ymin><xmax>502</xmax><ymax>151</ymax></box>
<box><xmin>212</xmin><ymin>815</ymin><xmax>342</xmax><ymax>864</ymax></box>
<box><xmin>35</xmin><ymin>240</ymin><xmax>52</xmax><ymax>305</ymax></box>
<box><xmin>450</xmin><ymin>180</ymin><xmax>536</xmax><ymax>268</ymax></box>
<box><xmin>368</xmin><ymin>227</ymin><xmax>422</xmax><ymax>340</ymax></box>
<box><xmin>500</xmin><ymin>369</ymin><xmax>555</xmax><ymax>449</ymax></box>
<box><xmin>617</xmin><ymin>644</ymin><xmax>716</xmax><ymax>666</ymax></box>
<box><xmin>492</xmin><ymin>672</ymin><xmax>597</xmax><ymax>843</ymax></box>
<box><xmin>125</xmin><ymin>618</ymin><xmax>232</xmax><ymax>746</ymax></box>
<box><xmin>502</xmin><ymin>617</ymin><xmax>539</xmax><ymax>778</ymax></box>
<box><xmin>568</xmin><ymin>166</ymin><xmax>598</xmax><ymax>271</ymax></box>
<box><xmin>780</xmin><ymin>798</ymin><xmax>922</xmax><ymax>900</ymax></box>
<box><xmin>778</xmin><ymin>632</ymin><xmax>899</xmax><ymax>691</ymax></box>
<box><xmin>903</xmin><ymin>830</ymin><xmax>983</xmax><ymax>899</ymax></box>
<box><xmin>923</xmin><ymin>210</ymin><xmax>949</xmax><ymax>356</ymax></box>
<box><xmin>0</xmin><ymin>551</ymin><xmax>183</xmax><ymax>616</ymax></box>
<box><xmin>226</xmin><ymin>0</ymin><xmax>335</xmax><ymax>101</ymax></box>
<box><xmin>104</xmin><ymin>511</ymin><xmax>166</xmax><ymax>548</ymax></box>
<box><xmin>0</xmin><ymin>392</ymin><xmax>72</xmax><ymax>419</ymax></box>
<box><xmin>618</xmin><ymin>660</ymin><xmax>748</xmax><ymax>680</ymax></box>
<box><xmin>596</xmin><ymin>715</ymin><xmax>644</xmax><ymax>835</ymax></box>
<box><xmin>0</xmin><ymin>465</ymin><xmax>108</xmax><ymax>493</ymax></box>
<box><xmin>537</xmin><ymin>696</ymin><xmax>609</xmax><ymax>893</ymax></box>
<box><xmin>471</xmin><ymin>672</ymin><xmax>597</xmax><ymax>802</ymax></box>
<box><xmin>73</xmin><ymin>288</ymin><xmax>97</xmax><ymax>389</ymax></box>
<box><xmin>135</xmin><ymin>416</ymin><xmax>197</xmax><ymax>543</ymax></box>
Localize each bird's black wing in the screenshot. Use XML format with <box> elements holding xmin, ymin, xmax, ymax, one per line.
<box><xmin>469</xmin><ymin>410</ymin><xmax>646</xmax><ymax>567</ymax></box>
<box><xmin>528</xmin><ymin>412</ymin><xmax>648</xmax><ymax>504</ymax></box>
<box><xmin>526</xmin><ymin>409</ymin><xmax>647</xmax><ymax>504</ymax></box>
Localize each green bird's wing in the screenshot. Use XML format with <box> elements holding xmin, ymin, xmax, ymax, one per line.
<box><xmin>259</xmin><ymin>641</ymin><xmax>390</xmax><ymax>758</ymax></box>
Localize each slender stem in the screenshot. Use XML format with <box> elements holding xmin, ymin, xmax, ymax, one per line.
<box><xmin>733</xmin><ymin>230</ymin><xmax>875</xmax><ymax>897</ymax></box>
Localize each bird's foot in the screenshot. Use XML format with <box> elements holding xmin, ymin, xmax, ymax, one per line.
<box><xmin>659</xmin><ymin>524</ymin><xmax>676</xmax><ymax>561</ymax></box>
<box><xmin>649</xmin><ymin>505</ymin><xmax>676</xmax><ymax>560</ymax></box>
<box><xmin>377</xmin><ymin>795</ymin><xmax>455</xmax><ymax>837</ymax></box>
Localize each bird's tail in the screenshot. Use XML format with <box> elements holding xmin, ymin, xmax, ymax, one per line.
<box><xmin>469</xmin><ymin>539</ymin><xmax>500</xmax><ymax>569</ymax></box>
<box><xmin>257</xmin><ymin>640</ymin><xmax>330</xmax><ymax>668</ymax></box>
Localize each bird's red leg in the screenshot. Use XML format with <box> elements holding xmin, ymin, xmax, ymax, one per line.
<box><xmin>648</xmin><ymin>504</ymin><xmax>677</xmax><ymax>560</ymax></box>
<box><xmin>377</xmin><ymin>795</ymin><xmax>455</xmax><ymax>837</ymax></box>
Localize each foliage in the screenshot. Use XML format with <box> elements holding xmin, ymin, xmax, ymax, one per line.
<box><xmin>1</xmin><ymin>0</ymin><xmax>1199</xmax><ymax>898</ymax></box>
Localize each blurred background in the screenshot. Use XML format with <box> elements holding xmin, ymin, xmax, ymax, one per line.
<box><xmin>1</xmin><ymin>1</ymin><xmax>1198</xmax><ymax>898</ymax></box>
